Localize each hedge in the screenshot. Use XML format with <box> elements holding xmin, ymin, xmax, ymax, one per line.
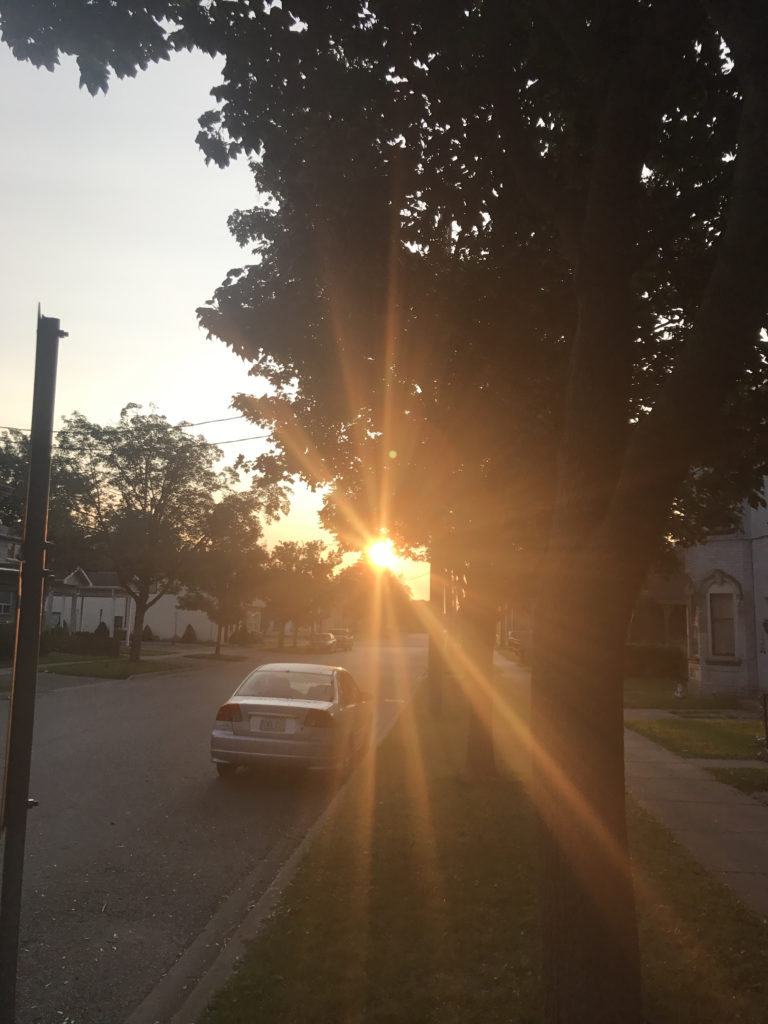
<box><xmin>624</xmin><ymin>642</ymin><xmax>687</xmax><ymax>679</ymax></box>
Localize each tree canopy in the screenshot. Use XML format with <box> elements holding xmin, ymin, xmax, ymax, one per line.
<box><xmin>4</xmin><ymin>3</ymin><xmax>768</xmax><ymax>1021</ymax></box>
<box><xmin>54</xmin><ymin>405</ymin><xmax>264</xmax><ymax>659</ymax></box>
<box><xmin>1</xmin><ymin>427</ymin><xmax>104</xmax><ymax>573</ymax></box>
<box><xmin>176</xmin><ymin>488</ymin><xmax>280</xmax><ymax>654</ymax></box>
<box><xmin>260</xmin><ymin>539</ymin><xmax>340</xmax><ymax>644</ymax></box>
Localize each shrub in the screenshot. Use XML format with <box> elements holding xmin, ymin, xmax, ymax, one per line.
<box><xmin>44</xmin><ymin>623</ymin><xmax>71</xmax><ymax>653</ymax></box>
<box><xmin>229</xmin><ymin>626</ymin><xmax>263</xmax><ymax>646</ymax></box>
<box><xmin>624</xmin><ymin>643</ymin><xmax>686</xmax><ymax>680</ymax></box>
<box><xmin>44</xmin><ymin>627</ymin><xmax>119</xmax><ymax>657</ymax></box>
<box><xmin>180</xmin><ymin>623</ymin><xmax>198</xmax><ymax>644</ymax></box>
<box><xmin>0</xmin><ymin>622</ymin><xmax>16</xmax><ymax>660</ymax></box>
<box><xmin>71</xmin><ymin>631</ymin><xmax>120</xmax><ymax>657</ymax></box>
<box><xmin>142</xmin><ymin>624</ymin><xmax>154</xmax><ymax>641</ymax></box>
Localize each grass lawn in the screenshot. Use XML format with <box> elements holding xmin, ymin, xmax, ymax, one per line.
<box><xmin>0</xmin><ymin>651</ymin><xmax>87</xmax><ymax>670</ymax></box>
<box><xmin>39</xmin><ymin>656</ymin><xmax>181</xmax><ymax>679</ymax></box>
<box><xmin>185</xmin><ymin>653</ymin><xmax>249</xmax><ymax>662</ymax></box>
<box><xmin>198</xmin><ymin>683</ymin><xmax>768</xmax><ymax>1024</ymax></box>
<box><xmin>623</xmin><ymin>676</ymin><xmax>740</xmax><ymax>710</ymax></box>
<box><xmin>626</xmin><ymin>716</ymin><xmax>763</xmax><ymax>759</ymax></box>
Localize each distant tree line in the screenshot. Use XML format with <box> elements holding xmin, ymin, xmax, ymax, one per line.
<box><xmin>0</xmin><ymin>406</ymin><xmax>419</xmax><ymax>661</ymax></box>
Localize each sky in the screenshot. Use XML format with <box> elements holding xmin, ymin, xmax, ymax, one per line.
<box><xmin>0</xmin><ymin>43</ymin><xmax>430</xmax><ymax>600</ymax></box>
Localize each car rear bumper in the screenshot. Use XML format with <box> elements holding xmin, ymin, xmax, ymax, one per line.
<box><xmin>211</xmin><ymin>729</ymin><xmax>340</xmax><ymax>770</ymax></box>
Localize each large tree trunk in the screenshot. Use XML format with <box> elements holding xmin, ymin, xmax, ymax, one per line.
<box><xmin>462</xmin><ymin>562</ymin><xmax>498</xmax><ymax>778</ymax></box>
<box><xmin>128</xmin><ymin>598</ymin><xmax>147</xmax><ymax>663</ymax></box>
<box><xmin>427</xmin><ymin>559</ymin><xmax>445</xmax><ymax>714</ymax></box>
<box><xmin>531</xmin><ymin>550</ymin><xmax>642</xmax><ymax>1024</ymax></box>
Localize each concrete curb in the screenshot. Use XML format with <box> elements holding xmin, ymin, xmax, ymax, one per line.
<box><xmin>125</xmin><ymin>769</ymin><xmax>353</xmax><ymax>1024</ymax></box>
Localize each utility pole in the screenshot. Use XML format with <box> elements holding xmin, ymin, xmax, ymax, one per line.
<box><xmin>0</xmin><ymin>310</ymin><xmax>65</xmax><ymax>1021</ymax></box>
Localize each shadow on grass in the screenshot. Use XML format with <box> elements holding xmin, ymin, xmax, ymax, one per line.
<box><xmin>199</xmin><ymin>683</ymin><xmax>768</xmax><ymax>1024</ymax></box>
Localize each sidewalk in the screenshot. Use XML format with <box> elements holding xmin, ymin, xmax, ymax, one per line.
<box><xmin>625</xmin><ymin>726</ymin><xmax>768</xmax><ymax>920</ymax></box>
<box><xmin>493</xmin><ymin>653</ymin><xmax>768</xmax><ymax>922</ymax></box>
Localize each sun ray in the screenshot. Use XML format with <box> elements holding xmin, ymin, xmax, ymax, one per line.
<box><xmin>367</xmin><ymin>536</ymin><xmax>397</xmax><ymax>571</ymax></box>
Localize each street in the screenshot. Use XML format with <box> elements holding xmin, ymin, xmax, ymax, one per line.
<box><xmin>0</xmin><ymin>637</ymin><xmax>426</xmax><ymax>1024</ymax></box>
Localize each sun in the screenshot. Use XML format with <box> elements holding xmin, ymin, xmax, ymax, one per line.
<box><xmin>367</xmin><ymin>537</ymin><xmax>398</xmax><ymax>571</ymax></box>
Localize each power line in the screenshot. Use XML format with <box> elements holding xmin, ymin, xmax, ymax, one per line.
<box><xmin>183</xmin><ymin>415</ymin><xmax>246</xmax><ymax>427</ymax></box>
<box><xmin>1</xmin><ymin>414</ymin><xmax>248</xmax><ymax>435</ymax></box>
<box><xmin>210</xmin><ymin>434</ymin><xmax>270</xmax><ymax>445</ymax></box>
<box><xmin>42</xmin><ymin>434</ymin><xmax>271</xmax><ymax>455</ymax></box>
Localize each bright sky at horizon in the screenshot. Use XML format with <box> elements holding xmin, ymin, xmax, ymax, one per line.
<box><xmin>0</xmin><ymin>44</ymin><xmax>430</xmax><ymax>600</ymax></box>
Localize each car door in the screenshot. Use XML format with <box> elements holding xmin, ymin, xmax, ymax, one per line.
<box><xmin>337</xmin><ymin>670</ymin><xmax>368</xmax><ymax>752</ymax></box>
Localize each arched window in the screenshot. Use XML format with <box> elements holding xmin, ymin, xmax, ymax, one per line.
<box><xmin>709</xmin><ymin>592</ymin><xmax>735</xmax><ymax>656</ymax></box>
<box><xmin>705</xmin><ymin>572</ymin><xmax>741</xmax><ymax>660</ymax></box>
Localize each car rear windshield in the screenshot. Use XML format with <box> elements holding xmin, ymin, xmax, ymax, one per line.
<box><xmin>237</xmin><ymin>670</ymin><xmax>335</xmax><ymax>702</ymax></box>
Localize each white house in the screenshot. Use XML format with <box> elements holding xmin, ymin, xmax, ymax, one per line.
<box><xmin>0</xmin><ymin>524</ymin><xmax>22</xmax><ymax>625</ymax></box>
<box><xmin>683</xmin><ymin>494</ymin><xmax>768</xmax><ymax>697</ymax></box>
<box><xmin>46</xmin><ymin>568</ymin><xmax>264</xmax><ymax>644</ymax></box>
<box><xmin>499</xmin><ymin>488</ymin><xmax>768</xmax><ymax>699</ymax></box>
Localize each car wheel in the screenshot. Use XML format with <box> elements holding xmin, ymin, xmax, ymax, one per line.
<box><xmin>216</xmin><ymin>762</ymin><xmax>237</xmax><ymax>779</ymax></box>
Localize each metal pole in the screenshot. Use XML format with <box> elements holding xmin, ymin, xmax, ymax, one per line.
<box><xmin>0</xmin><ymin>311</ymin><xmax>64</xmax><ymax>1021</ymax></box>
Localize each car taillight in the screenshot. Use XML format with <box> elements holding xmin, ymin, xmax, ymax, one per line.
<box><xmin>216</xmin><ymin>703</ymin><xmax>242</xmax><ymax>723</ymax></box>
<box><xmin>304</xmin><ymin>709</ymin><xmax>333</xmax><ymax>728</ymax></box>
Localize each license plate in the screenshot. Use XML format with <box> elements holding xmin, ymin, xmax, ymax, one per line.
<box><xmin>255</xmin><ymin>716</ymin><xmax>285</xmax><ymax>733</ymax></box>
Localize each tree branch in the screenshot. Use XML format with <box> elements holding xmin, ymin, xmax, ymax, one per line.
<box><xmin>608</xmin><ymin>0</ymin><xmax>768</xmax><ymax>554</ymax></box>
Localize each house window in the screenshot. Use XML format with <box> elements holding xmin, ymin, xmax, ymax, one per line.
<box><xmin>0</xmin><ymin>591</ymin><xmax>13</xmax><ymax>615</ymax></box>
<box><xmin>709</xmin><ymin>592</ymin><xmax>736</xmax><ymax>657</ymax></box>
<box><xmin>114</xmin><ymin>615</ymin><xmax>124</xmax><ymax>629</ymax></box>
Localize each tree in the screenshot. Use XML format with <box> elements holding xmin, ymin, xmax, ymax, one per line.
<box><xmin>262</xmin><ymin>540</ymin><xmax>339</xmax><ymax>643</ymax></box>
<box><xmin>1</xmin><ymin>427</ymin><xmax>104</xmax><ymax>573</ymax></box>
<box><xmin>333</xmin><ymin>557</ymin><xmax>416</xmax><ymax>637</ymax></box>
<box><xmin>6</xmin><ymin>4</ymin><xmax>768</xmax><ymax>1021</ymax></box>
<box><xmin>186</xmin><ymin>7</ymin><xmax>768</xmax><ymax>1020</ymax></box>
<box><xmin>261</xmin><ymin>540</ymin><xmax>340</xmax><ymax>646</ymax></box>
<box><xmin>176</xmin><ymin>488</ymin><xmax>280</xmax><ymax>654</ymax></box>
<box><xmin>56</xmin><ymin>405</ymin><xmax>230</xmax><ymax>661</ymax></box>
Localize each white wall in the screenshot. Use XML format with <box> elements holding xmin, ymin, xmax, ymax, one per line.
<box><xmin>48</xmin><ymin>591</ymin><xmax>219</xmax><ymax>642</ymax></box>
<box><xmin>685</xmin><ymin>486</ymin><xmax>768</xmax><ymax>696</ymax></box>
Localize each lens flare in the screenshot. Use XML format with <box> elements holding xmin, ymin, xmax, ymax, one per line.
<box><xmin>367</xmin><ymin>537</ymin><xmax>397</xmax><ymax>571</ymax></box>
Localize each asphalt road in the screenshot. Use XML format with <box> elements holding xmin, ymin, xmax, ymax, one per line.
<box><xmin>0</xmin><ymin>637</ymin><xmax>427</xmax><ymax>1024</ymax></box>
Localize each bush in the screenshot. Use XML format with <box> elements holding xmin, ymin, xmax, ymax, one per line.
<box><xmin>0</xmin><ymin>622</ymin><xmax>16</xmax><ymax>660</ymax></box>
<box><xmin>624</xmin><ymin>643</ymin><xmax>686</xmax><ymax>680</ymax></box>
<box><xmin>228</xmin><ymin>626</ymin><xmax>264</xmax><ymax>647</ymax></box>
<box><xmin>42</xmin><ymin>618</ymin><xmax>69</xmax><ymax>651</ymax></box>
<box><xmin>142</xmin><ymin>624</ymin><xmax>154</xmax><ymax>641</ymax></box>
<box><xmin>180</xmin><ymin>624</ymin><xmax>198</xmax><ymax>644</ymax></box>
<box><xmin>44</xmin><ymin>623</ymin><xmax>70</xmax><ymax>653</ymax></box>
<box><xmin>70</xmin><ymin>631</ymin><xmax>120</xmax><ymax>657</ymax></box>
<box><xmin>44</xmin><ymin>626</ymin><xmax>119</xmax><ymax>657</ymax></box>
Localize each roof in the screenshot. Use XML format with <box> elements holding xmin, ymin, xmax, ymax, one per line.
<box><xmin>63</xmin><ymin>568</ymin><xmax>123</xmax><ymax>589</ymax></box>
<box><xmin>83</xmin><ymin>571</ymin><xmax>122</xmax><ymax>588</ymax></box>
<box><xmin>256</xmin><ymin>663</ymin><xmax>340</xmax><ymax>675</ymax></box>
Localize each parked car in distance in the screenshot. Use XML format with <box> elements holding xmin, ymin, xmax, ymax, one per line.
<box><xmin>329</xmin><ymin>627</ymin><xmax>354</xmax><ymax>651</ymax></box>
<box><xmin>211</xmin><ymin>662</ymin><xmax>372</xmax><ymax>776</ymax></box>
<box><xmin>306</xmin><ymin>632</ymin><xmax>337</xmax><ymax>653</ymax></box>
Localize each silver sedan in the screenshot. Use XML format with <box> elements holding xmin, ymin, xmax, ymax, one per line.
<box><xmin>211</xmin><ymin>662</ymin><xmax>372</xmax><ymax>777</ymax></box>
